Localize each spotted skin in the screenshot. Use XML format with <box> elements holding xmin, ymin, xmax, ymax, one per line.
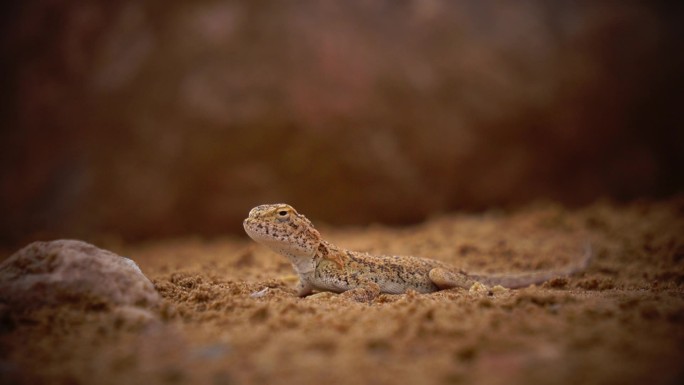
<box><xmin>243</xmin><ymin>204</ymin><xmax>591</xmax><ymax>301</ymax></box>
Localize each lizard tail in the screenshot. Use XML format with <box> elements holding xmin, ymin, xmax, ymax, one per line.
<box><xmin>467</xmin><ymin>242</ymin><xmax>593</xmax><ymax>289</ymax></box>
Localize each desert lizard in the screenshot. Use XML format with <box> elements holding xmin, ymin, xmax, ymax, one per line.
<box><xmin>243</xmin><ymin>203</ymin><xmax>591</xmax><ymax>301</ymax></box>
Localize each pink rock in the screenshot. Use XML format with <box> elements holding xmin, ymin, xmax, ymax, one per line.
<box><xmin>0</xmin><ymin>240</ymin><xmax>160</xmax><ymax>310</ymax></box>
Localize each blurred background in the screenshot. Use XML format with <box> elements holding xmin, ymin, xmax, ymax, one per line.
<box><xmin>1</xmin><ymin>1</ymin><xmax>682</xmax><ymax>246</ymax></box>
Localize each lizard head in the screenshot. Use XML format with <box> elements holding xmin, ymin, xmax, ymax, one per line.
<box><xmin>243</xmin><ymin>204</ymin><xmax>322</xmax><ymax>258</ymax></box>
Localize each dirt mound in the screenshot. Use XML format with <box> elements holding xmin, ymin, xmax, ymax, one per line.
<box><xmin>1</xmin><ymin>200</ymin><xmax>683</xmax><ymax>384</ymax></box>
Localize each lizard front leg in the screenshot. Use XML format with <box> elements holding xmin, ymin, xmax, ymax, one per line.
<box><xmin>296</xmin><ymin>280</ymin><xmax>314</xmax><ymax>297</ymax></box>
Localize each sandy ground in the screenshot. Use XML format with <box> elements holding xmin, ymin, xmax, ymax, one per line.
<box><xmin>1</xmin><ymin>199</ymin><xmax>683</xmax><ymax>385</ymax></box>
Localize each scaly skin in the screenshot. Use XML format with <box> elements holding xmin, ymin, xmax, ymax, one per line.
<box><xmin>243</xmin><ymin>204</ymin><xmax>591</xmax><ymax>301</ymax></box>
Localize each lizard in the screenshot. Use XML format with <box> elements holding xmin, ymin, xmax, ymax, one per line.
<box><xmin>243</xmin><ymin>203</ymin><xmax>592</xmax><ymax>302</ymax></box>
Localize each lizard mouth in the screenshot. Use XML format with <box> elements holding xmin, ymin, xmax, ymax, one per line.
<box><xmin>243</xmin><ymin>218</ymin><xmax>258</xmax><ymax>233</ymax></box>
<box><xmin>243</xmin><ymin>218</ymin><xmax>275</xmax><ymax>244</ymax></box>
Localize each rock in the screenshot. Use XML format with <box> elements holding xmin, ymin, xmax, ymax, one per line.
<box><xmin>0</xmin><ymin>240</ymin><xmax>160</xmax><ymax>310</ymax></box>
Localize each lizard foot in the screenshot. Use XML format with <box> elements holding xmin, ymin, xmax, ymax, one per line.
<box><xmin>305</xmin><ymin>292</ymin><xmax>336</xmax><ymax>300</ymax></box>
<box><xmin>279</xmin><ymin>274</ymin><xmax>299</xmax><ymax>283</ymax></box>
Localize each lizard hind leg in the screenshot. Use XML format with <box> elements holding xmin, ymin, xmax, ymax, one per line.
<box><xmin>429</xmin><ymin>268</ymin><xmax>477</xmax><ymax>290</ymax></box>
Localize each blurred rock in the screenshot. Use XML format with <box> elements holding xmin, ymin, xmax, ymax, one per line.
<box><xmin>0</xmin><ymin>240</ymin><xmax>160</xmax><ymax>310</ymax></box>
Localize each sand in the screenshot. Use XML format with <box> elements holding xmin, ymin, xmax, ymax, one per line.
<box><xmin>1</xmin><ymin>199</ymin><xmax>683</xmax><ymax>385</ymax></box>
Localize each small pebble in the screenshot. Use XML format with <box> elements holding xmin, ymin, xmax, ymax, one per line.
<box><xmin>250</xmin><ymin>287</ymin><xmax>269</xmax><ymax>298</ymax></box>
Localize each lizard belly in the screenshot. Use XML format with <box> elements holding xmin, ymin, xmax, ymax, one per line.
<box><xmin>378</xmin><ymin>278</ymin><xmax>436</xmax><ymax>294</ymax></box>
<box><xmin>312</xmin><ymin>254</ymin><xmax>442</xmax><ymax>295</ymax></box>
<box><xmin>311</xmin><ymin>269</ymin><xmax>437</xmax><ymax>294</ymax></box>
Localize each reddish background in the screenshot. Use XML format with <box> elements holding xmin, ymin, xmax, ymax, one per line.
<box><xmin>1</xmin><ymin>1</ymin><xmax>682</xmax><ymax>245</ymax></box>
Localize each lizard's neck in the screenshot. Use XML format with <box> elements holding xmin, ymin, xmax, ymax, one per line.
<box><xmin>283</xmin><ymin>240</ymin><xmax>343</xmax><ymax>274</ymax></box>
<box><xmin>314</xmin><ymin>240</ymin><xmax>350</xmax><ymax>269</ymax></box>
